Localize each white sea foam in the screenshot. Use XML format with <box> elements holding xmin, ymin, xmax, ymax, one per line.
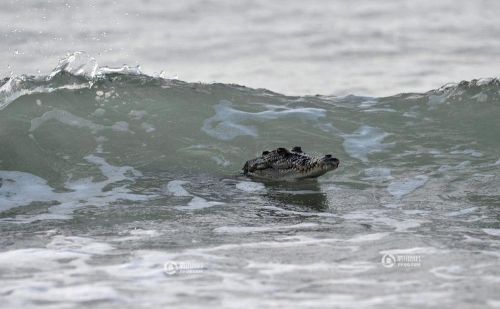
<box><xmin>30</xmin><ymin>109</ymin><xmax>133</xmax><ymax>134</ymax></box>
<box><xmin>359</xmin><ymin>99</ymin><xmax>378</xmax><ymax>108</ymax></box>
<box><xmin>181</xmin><ymin>196</ymin><xmax>224</xmax><ymax>210</ymax></box>
<box><xmin>141</xmin><ymin>122</ymin><xmax>156</xmax><ymax>133</ymax></box>
<box><xmin>450</xmin><ymin>149</ymin><xmax>483</xmax><ymax>157</ymax></box>
<box><xmin>315</xmin><ymin>122</ymin><xmax>344</xmax><ymax>135</ymax></box>
<box><xmin>0</xmin><ymin>154</ymin><xmax>147</xmax><ymax>222</ymax></box>
<box><xmin>260</xmin><ymin>205</ymin><xmax>337</xmax><ymax>217</ymax></box>
<box><xmin>0</xmin><ymin>171</ymin><xmax>58</xmax><ymax>210</ymax></box>
<box><xmin>472</xmin><ymin>92</ymin><xmax>488</xmax><ymax>102</ymax></box>
<box><xmin>363</xmin><ymin>108</ymin><xmax>396</xmax><ymax>113</ymax></box>
<box><xmin>347</xmin><ymin>233</ymin><xmax>389</xmax><ymax>243</ymax></box>
<box><xmin>1</xmin><ymin>4</ymin><xmax>500</xmax><ymax>307</ymax></box>
<box><xmin>202</xmin><ymin>100</ymin><xmax>326</xmax><ymax>140</ymax></box>
<box><xmin>111</xmin><ymin>121</ymin><xmax>131</xmax><ymax>132</ymax></box>
<box><xmin>113</xmin><ymin>229</ymin><xmax>161</xmax><ymax>241</ymax></box>
<box><xmin>164</xmin><ymin>180</ymin><xmax>224</xmax><ymax>210</ymax></box>
<box><xmin>129</xmin><ymin>229</ymin><xmax>160</xmax><ymax>237</ymax></box>
<box><xmin>0</xmin><ymin>77</ymin><xmax>90</xmax><ymax>110</ymax></box>
<box><xmin>30</xmin><ymin>109</ymin><xmax>105</xmax><ymax>132</ymax></box>
<box><xmin>235</xmin><ymin>181</ymin><xmax>265</xmax><ymax>192</ymax></box>
<box><xmin>0</xmin><ymin>228</ymin><xmax>491</xmax><ymax>308</ymax></box>
<box><xmin>342</xmin><ymin>126</ymin><xmax>394</xmax><ymax>162</ymax></box>
<box><xmin>380</xmin><ymin>247</ymin><xmax>442</xmax><ymax>256</ymax></box>
<box><xmin>164</xmin><ymin>180</ymin><xmax>191</xmax><ymax>196</ymax></box>
<box><xmin>429</xmin><ymin>265</ymin><xmax>467</xmax><ymax>280</ymax></box>
<box><xmin>214</xmin><ymin>222</ymin><xmax>318</xmax><ymax>234</ymax></box>
<box><xmin>483</xmin><ymin>229</ymin><xmax>500</xmax><ymax>237</ymax></box>
<box><xmin>387</xmin><ymin>175</ymin><xmax>428</xmax><ymax>199</ymax></box>
<box><xmin>342</xmin><ymin>210</ymin><xmax>425</xmax><ymax>232</ymax></box>
<box><xmin>487</xmin><ymin>300</ymin><xmax>500</xmax><ymax>308</ymax></box>
<box><xmin>382</xmin><ymin>218</ymin><xmax>423</xmax><ymax>233</ymax></box>
<box><xmin>445</xmin><ymin>207</ymin><xmax>478</xmax><ymax>217</ymax></box>
<box><xmin>403</xmin><ymin>111</ymin><xmax>419</xmax><ymax>118</ymax></box>
<box><xmin>362</xmin><ymin>167</ymin><xmax>393</xmax><ymax>181</ymax></box>
<box><xmin>91</xmin><ymin>107</ymin><xmax>106</xmax><ymax>117</ymax></box>
<box><xmin>438</xmin><ymin>161</ymin><xmax>471</xmax><ymax>172</ymax></box>
<box><xmin>211</xmin><ymin>155</ymin><xmax>231</xmax><ymax>167</ymax></box>
<box><xmin>129</xmin><ymin>110</ymin><xmax>147</xmax><ymax>120</ymax></box>
<box><xmin>427</xmin><ymin>94</ymin><xmax>446</xmax><ymax>108</ymax></box>
<box><xmin>14</xmin><ymin>285</ymin><xmax>120</xmax><ymax>303</ymax></box>
<box><xmin>0</xmin><ymin>235</ymin><xmax>122</xmax><ymax>306</ymax></box>
<box><xmin>247</xmin><ymin>261</ymin><xmax>374</xmax><ymax>276</ymax></box>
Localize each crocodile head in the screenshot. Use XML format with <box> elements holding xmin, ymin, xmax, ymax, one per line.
<box><xmin>242</xmin><ymin>146</ymin><xmax>339</xmax><ymax>181</ymax></box>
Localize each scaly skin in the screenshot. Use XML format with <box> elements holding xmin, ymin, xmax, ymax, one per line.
<box><xmin>242</xmin><ymin>146</ymin><xmax>339</xmax><ymax>181</ymax></box>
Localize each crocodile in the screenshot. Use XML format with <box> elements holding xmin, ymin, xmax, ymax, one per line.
<box><xmin>242</xmin><ymin>146</ymin><xmax>339</xmax><ymax>181</ymax></box>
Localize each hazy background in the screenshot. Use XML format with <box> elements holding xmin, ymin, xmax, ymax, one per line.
<box><xmin>2</xmin><ymin>0</ymin><xmax>500</xmax><ymax>96</ymax></box>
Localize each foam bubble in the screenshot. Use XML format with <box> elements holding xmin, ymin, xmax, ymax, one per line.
<box><xmin>111</xmin><ymin>121</ymin><xmax>130</xmax><ymax>132</ymax></box>
<box><xmin>141</xmin><ymin>122</ymin><xmax>156</xmax><ymax>133</ymax></box>
<box><xmin>91</xmin><ymin>108</ymin><xmax>106</xmax><ymax>117</ymax></box>
<box><xmin>129</xmin><ymin>110</ymin><xmax>147</xmax><ymax>120</ymax></box>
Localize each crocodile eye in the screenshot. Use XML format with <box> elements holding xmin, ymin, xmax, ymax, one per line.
<box><xmin>262</xmin><ymin>151</ymin><xmax>270</xmax><ymax>156</ymax></box>
<box><xmin>277</xmin><ymin>147</ymin><xmax>289</xmax><ymax>154</ymax></box>
<box><xmin>291</xmin><ymin>146</ymin><xmax>302</xmax><ymax>153</ymax></box>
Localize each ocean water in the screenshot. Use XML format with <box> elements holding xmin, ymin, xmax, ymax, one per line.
<box><xmin>2</xmin><ymin>1</ymin><xmax>500</xmax><ymax>308</ymax></box>
<box><xmin>3</xmin><ymin>0</ymin><xmax>500</xmax><ymax>96</ymax></box>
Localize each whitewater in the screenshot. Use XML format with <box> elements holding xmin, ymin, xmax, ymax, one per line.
<box><xmin>2</xmin><ymin>0</ymin><xmax>500</xmax><ymax>307</ymax></box>
<box><xmin>0</xmin><ymin>52</ymin><xmax>499</xmax><ymax>308</ymax></box>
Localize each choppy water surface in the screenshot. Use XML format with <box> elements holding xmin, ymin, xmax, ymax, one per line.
<box><xmin>3</xmin><ymin>0</ymin><xmax>500</xmax><ymax>96</ymax></box>
<box><xmin>1</xmin><ymin>55</ymin><xmax>500</xmax><ymax>308</ymax></box>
